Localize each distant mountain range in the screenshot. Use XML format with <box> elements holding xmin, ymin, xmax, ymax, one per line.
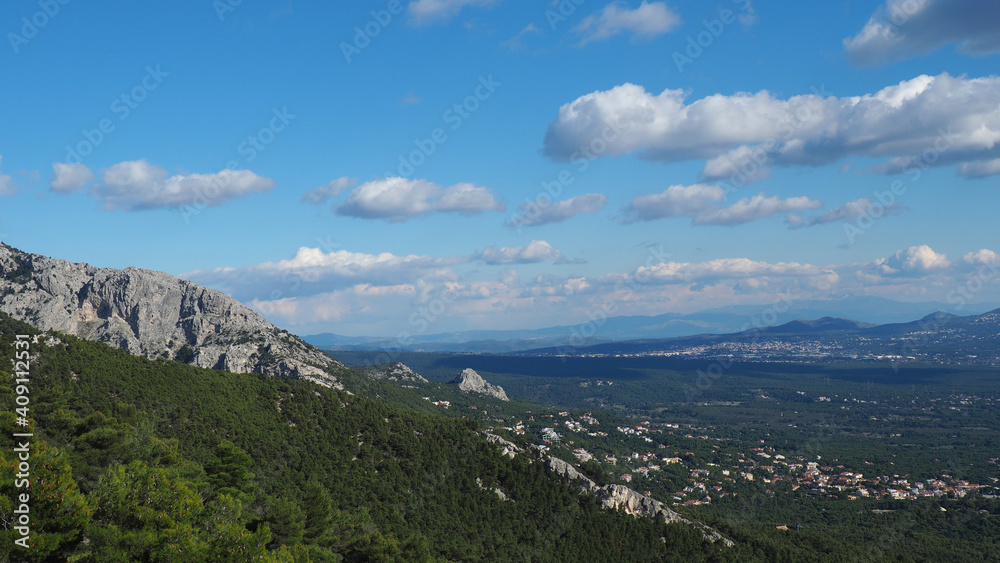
<box><xmin>304</xmin><ymin>297</ymin><xmax>1000</xmax><ymax>355</ymax></box>
<box><xmin>519</xmin><ymin>309</ymin><xmax>1000</xmax><ymax>365</ymax></box>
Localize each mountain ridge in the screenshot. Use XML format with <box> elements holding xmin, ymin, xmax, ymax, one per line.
<box><xmin>0</xmin><ymin>243</ymin><xmax>345</xmax><ymax>388</ymax></box>
<box><xmin>517</xmin><ymin>308</ymin><xmax>1000</xmax><ymax>362</ymax></box>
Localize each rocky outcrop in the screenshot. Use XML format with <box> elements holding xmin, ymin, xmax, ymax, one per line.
<box><xmin>476</xmin><ymin>477</ymin><xmax>510</xmax><ymax>502</ymax></box>
<box><xmin>450</xmin><ymin>368</ymin><xmax>509</xmax><ymax>401</ymax></box>
<box><xmin>478</xmin><ymin>431</ymin><xmax>732</xmax><ymax>546</ymax></box>
<box><xmin>543</xmin><ymin>456</ymin><xmax>733</xmax><ymax>546</ymax></box>
<box><xmin>482</xmin><ymin>432</ymin><xmax>522</xmax><ymax>459</ymax></box>
<box><xmin>360</xmin><ymin>362</ymin><xmax>428</xmax><ymax>384</ymax></box>
<box><xmin>0</xmin><ymin>244</ymin><xmax>345</xmax><ymax>388</ymax></box>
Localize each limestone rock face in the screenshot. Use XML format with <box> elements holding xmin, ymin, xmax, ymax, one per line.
<box><xmin>450</xmin><ymin>368</ymin><xmax>509</xmax><ymax>401</ymax></box>
<box><xmin>0</xmin><ymin>244</ymin><xmax>344</xmax><ymax>388</ymax></box>
<box><xmin>482</xmin><ymin>432</ymin><xmax>521</xmax><ymax>459</ymax></box>
<box><xmin>543</xmin><ymin>455</ymin><xmax>733</xmax><ymax>546</ymax></box>
<box><xmin>360</xmin><ymin>362</ymin><xmax>428</xmax><ymax>383</ymax></box>
<box><xmin>478</xmin><ymin>435</ymin><xmax>733</xmax><ymax>545</ymax></box>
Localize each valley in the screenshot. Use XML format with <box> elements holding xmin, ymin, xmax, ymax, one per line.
<box><xmin>336</xmin><ymin>351</ymin><xmax>1000</xmax><ymax>560</ymax></box>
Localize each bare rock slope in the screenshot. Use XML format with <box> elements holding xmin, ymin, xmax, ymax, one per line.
<box><xmin>451</xmin><ymin>368</ymin><xmax>509</xmax><ymax>401</ymax></box>
<box><xmin>544</xmin><ymin>456</ymin><xmax>733</xmax><ymax>546</ymax></box>
<box><xmin>0</xmin><ymin>244</ymin><xmax>344</xmax><ymax>388</ymax></box>
<box><xmin>360</xmin><ymin>362</ymin><xmax>428</xmax><ymax>384</ymax></box>
<box><xmin>480</xmin><ymin>433</ymin><xmax>732</xmax><ymax>546</ymax></box>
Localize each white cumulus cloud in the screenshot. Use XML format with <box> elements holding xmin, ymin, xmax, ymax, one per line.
<box><xmin>695</xmin><ymin>194</ymin><xmax>821</xmax><ymax>226</ymax></box>
<box><xmin>90</xmin><ymin>160</ymin><xmax>275</xmax><ymax>211</ymax></box>
<box><xmin>622</xmin><ymin>184</ymin><xmax>821</xmax><ymax>226</ymax></box>
<box><xmin>435</xmin><ymin>182</ymin><xmax>506</xmax><ymax>214</ymax></box>
<box><xmin>50</xmin><ymin>163</ymin><xmax>95</xmax><ymax>193</ymax></box>
<box><xmin>336</xmin><ymin>177</ymin><xmax>504</xmax><ymax>222</ymax></box>
<box><xmin>184</xmin><ymin>246</ymin><xmax>464</xmax><ymax>301</ymax></box>
<box><xmin>301</xmin><ymin>177</ymin><xmax>357</xmax><ymax>204</ymax></box>
<box><xmin>875</xmin><ymin>245</ymin><xmax>952</xmax><ymax>275</ymax></box>
<box><xmin>509</xmin><ymin>193</ymin><xmax>607</xmax><ymax>228</ymax></box>
<box><xmin>475</xmin><ymin>240</ymin><xmax>575</xmax><ymax>265</ymax></box>
<box><xmin>957</xmin><ymin>158</ymin><xmax>1000</xmax><ymax>179</ymax></box>
<box><xmin>963</xmin><ymin>249</ymin><xmax>999</xmax><ymax>267</ymax></box>
<box><xmin>0</xmin><ymin>156</ymin><xmax>13</xmax><ymax>197</ymax></box>
<box><xmin>622</xmin><ymin>184</ymin><xmax>722</xmax><ymax>221</ymax></box>
<box><xmin>845</xmin><ymin>0</ymin><xmax>1000</xmax><ymax>65</ymax></box>
<box><xmin>787</xmin><ymin>197</ymin><xmax>903</xmax><ymax>228</ymax></box>
<box><xmin>574</xmin><ymin>1</ymin><xmax>681</xmax><ymax>46</ymax></box>
<box><xmin>408</xmin><ymin>0</ymin><xmax>499</xmax><ymax>25</ymax></box>
<box><xmin>543</xmin><ymin>74</ymin><xmax>1000</xmax><ymax>180</ymax></box>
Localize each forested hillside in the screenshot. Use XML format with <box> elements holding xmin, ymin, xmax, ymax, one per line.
<box><xmin>0</xmin><ymin>313</ymin><xmax>725</xmax><ymax>562</ymax></box>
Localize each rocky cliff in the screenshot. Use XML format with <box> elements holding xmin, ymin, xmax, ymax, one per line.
<box><xmin>450</xmin><ymin>368</ymin><xmax>509</xmax><ymax>401</ymax></box>
<box><xmin>0</xmin><ymin>244</ymin><xmax>344</xmax><ymax>388</ymax></box>
<box><xmin>545</xmin><ymin>456</ymin><xmax>732</xmax><ymax>545</ymax></box>
<box><xmin>480</xmin><ymin>432</ymin><xmax>733</xmax><ymax>546</ymax></box>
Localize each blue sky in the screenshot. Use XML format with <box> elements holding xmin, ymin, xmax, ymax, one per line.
<box><xmin>2</xmin><ymin>0</ymin><xmax>999</xmax><ymax>336</ymax></box>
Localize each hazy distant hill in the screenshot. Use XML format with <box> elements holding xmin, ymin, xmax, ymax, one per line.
<box><xmin>758</xmin><ymin>317</ymin><xmax>876</xmax><ymax>334</ymax></box>
<box><xmin>519</xmin><ymin>309</ymin><xmax>1000</xmax><ymax>364</ymax></box>
<box><xmin>305</xmin><ymin>297</ymin><xmax>996</xmax><ymax>354</ymax></box>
